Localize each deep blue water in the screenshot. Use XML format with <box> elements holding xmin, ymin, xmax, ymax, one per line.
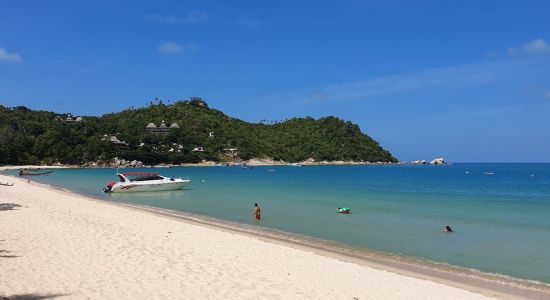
<box><xmin>6</xmin><ymin>163</ymin><xmax>550</xmax><ymax>283</ymax></box>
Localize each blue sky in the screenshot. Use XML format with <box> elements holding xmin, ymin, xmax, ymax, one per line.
<box><xmin>1</xmin><ymin>0</ymin><xmax>549</xmax><ymax>162</ymax></box>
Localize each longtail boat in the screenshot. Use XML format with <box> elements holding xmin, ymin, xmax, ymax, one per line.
<box><xmin>18</xmin><ymin>170</ymin><xmax>54</xmax><ymax>176</ymax></box>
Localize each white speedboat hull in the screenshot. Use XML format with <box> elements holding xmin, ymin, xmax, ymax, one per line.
<box><xmin>111</xmin><ymin>179</ymin><xmax>190</xmax><ymax>193</ymax></box>
<box><xmin>104</xmin><ymin>172</ymin><xmax>191</xmax><ymax>193</ymax></box>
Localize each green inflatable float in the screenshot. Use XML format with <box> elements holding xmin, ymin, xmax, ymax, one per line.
<box><xmin>337</xmin><ymin>207</ymin><xmax>350</xmax><ymax>214</ymax></box>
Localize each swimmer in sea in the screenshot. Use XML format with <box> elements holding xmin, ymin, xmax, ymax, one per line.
<box><xmin>254</xmin><ymin>203</ymin><xmax>261</xmax><ymax>221</ymax></box>
<box><xmin>444</xmin><ymin>225</ymin><xmax>453</xmax><ymax>232</ymax></box>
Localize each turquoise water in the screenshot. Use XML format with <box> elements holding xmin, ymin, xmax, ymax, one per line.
<box><xmin>6</xmin><ymin>164</ymin><xmax>550</xmax><ymax>284</ymax></box>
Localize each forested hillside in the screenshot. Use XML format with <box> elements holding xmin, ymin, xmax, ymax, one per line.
<box><xmin>0</xmin><ymin>99</ymin><xmax>397</xmax><ymax>165</ymax></box>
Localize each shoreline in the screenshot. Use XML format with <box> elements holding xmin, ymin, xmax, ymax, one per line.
<box><xmin>1</xmin><ymin>161</ymin><xmax>402</xmax><ymax>169</ymax></box>
<box><xmin>1</xmin><ymin>160</ymin><xmax>432</xmax><ymax>171</ymax></box>
<box><xmin>1</xmin><ymin>173</ymin><xmax>549</xmax><ymax>299</ymax></box>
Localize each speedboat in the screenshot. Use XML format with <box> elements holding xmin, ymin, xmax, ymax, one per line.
<box><xmin>103</xmin><ymin>172</ymin><xmax>190</xmax><ymax>193</ymax></box>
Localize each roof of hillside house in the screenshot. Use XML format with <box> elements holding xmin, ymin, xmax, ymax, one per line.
<box><xmin>146</xmin><ymin>123</ymin><xmax>157</xmax><ymax>128</ymax></box>
<box><xmin>110</xmin><ymin>136</ymin><xmax>122</xmax><ymax>143</ymax></box>
<box><xmin>109</xmin><ymin>136</ymin><xmax>129</xmax><ymax>146</ymax></box>
<box><xmin>170</xmin><ymin>122</ymin><xmax>180</xmax><ymax>128</ymax></box>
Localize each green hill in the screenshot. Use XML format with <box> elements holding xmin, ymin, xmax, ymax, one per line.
<box><xmin>0</xmin><ymin>99</ymin><xmax>397</xmax><ymax>165</ymax></box>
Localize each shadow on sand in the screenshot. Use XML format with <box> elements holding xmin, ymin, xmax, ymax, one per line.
<box><xmin>0</xmin><ymin>203</ymin><xmax>22</xmax><ymax>211</ymax></box>
<box><xmin>2</xmin><ymin>294</ymin><xmax>68</xmax><ymax>300</ymax></box>
<box><xmin>0</xmin><ymin>241</ymin><xmax>20</xmax><ymax>259</ymax></box>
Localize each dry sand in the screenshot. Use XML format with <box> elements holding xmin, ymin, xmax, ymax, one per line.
<box><xmin>0</xmin><ymin>174</ymin><xmax>498</xmax><ymax>300</ymax></box>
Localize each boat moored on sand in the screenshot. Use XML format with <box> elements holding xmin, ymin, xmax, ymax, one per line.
<box><xmin>19</xmin><ymin>169</ymin><xmax>54</xmax><ymax>176</ymax></box>
<box><xmin>103</xmin><ymin>172</ymin><xmax>190</xmax><ymax>193</ymax></box>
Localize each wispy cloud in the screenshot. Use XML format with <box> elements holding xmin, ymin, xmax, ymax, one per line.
<box><xmin>0</xmin><ymin>47</ymin><xmax>22</xmax><ymax>63</ymax></box>
<box><xmin>235</xmin><ymin>16</ymin><xmax>262</xmax><ymax>29</ymax></box>
<box><xmin>73</xmin><ymin>59</ymin><xmax>109</xmax><ymax>76</ymax></box>
<box><xmin>266</xmin><ymin>40</ymin><xmax>548</xmax><ymax>104</ymax></box>
<box><xmin>508</xmin><ymin>38</ymin><xmax>550</xmax><ymax>55</ymax></box>
<box><xmin>146</xmin><ymin>10</ymin><xmax>208</xmax><ymax>24</ymax></box>
<box><xmin>486</xmin><ymin>51</ymin><xmax>500</xmax><ymax>58</ymax></box>
<box><xmin>157</xmin><ymin>42</ymin><xmax>198</xmax><ymax>55</ymax></box>
<box><xmin>273</xmin><ymin>59</ymin><xmax>536</xmax><ymax>104</ymax></box>
<box><xmin>453</xmin><ymin>105</ymin><xmax>523</xmax><ymax>119</ymax></box>
<box><xmin>523</xmin><ymin>39</ymin><xmax>550</xmax><ymax>53</ymax></box>
<box><xmin>520</xmin><ymin>85</ymin><xmax>550</xmax><ymax>102</ymax></box>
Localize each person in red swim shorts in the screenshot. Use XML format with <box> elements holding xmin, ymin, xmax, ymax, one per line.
<box><xmin>254</xmin><ymin>202</ymin><xmax>261</xmax><ymax>221</ymax></box>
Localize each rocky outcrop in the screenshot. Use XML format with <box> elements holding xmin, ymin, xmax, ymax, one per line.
<box><xmin>430</xmin><ymin>158</ymin><xmax>447</xmax><ymax>165</ymax></box>
<box><xmin>411</xmin><ymin>158</ymin><xmax>447</xmax><ymax>165</ymax></box>
<box><xmin>81</xmin><ymin>157</ymin><xmax>144</xmax><ymax>168</ymax></box>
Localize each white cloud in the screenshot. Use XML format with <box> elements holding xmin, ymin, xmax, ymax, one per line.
<box><xmin>146</xmin><ymin>10</ymin><xmax>208</xmax><ymax>24</ymax></box>
<box><xmin>235</xmin><ymin>17</ymin><xmax>262</xmax><ymax>29</ymax></box>
<box><xmin>157</xmin><ymin>42</ymin><xmax>198</xmax><ymax>55</ymax></box>
<box><xmin>522</xmin><ymin>39</ymin><xmax>549</xmax><ymax>54</ymax></box>
<box><xmin>271</xmin><ymin>59</ymin><xmax>535</xmax><ymax>104</ymax></box>
<box><xmin>508</xmin><ymin>38</ymin><xmax>550</xmax><ymax>55</ymax></box>
<box><xmin>0</xmin><ymin>47</ymin><xmax>22</xmax><ymax>63</ymax></box>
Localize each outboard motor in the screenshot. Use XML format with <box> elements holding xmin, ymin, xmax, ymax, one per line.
<box><xmin>103</xmin><ymin>181</ymin><xmax>116</xmax><ymax>193</ymax></box>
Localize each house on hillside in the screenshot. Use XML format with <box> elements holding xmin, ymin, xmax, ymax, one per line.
<box><xmin>101</xmin><ymin>134</ymin><xmax>129</xmax><ymax>149</ymax></box>
<box><xmin>146</xmin><ymin>123</ymin><xmax>157</xmax><ymax>131</ymax></box>
<box><xmin>55</xmin><ymin>114</ymin><xmax>84</xmax><ymax>123</ymax></box>
<box><xmin>145</xmin><ymin>121</ymin><xmax>180</xmax><ymax>134</ymax></box>
<box><xmin>222</xmin><ymin>148</ymin><xmax>238</xmax><ymax>157</ymax></box>
<box><xmin>172</xmin><ymin>143</ymin><xmax>184</xmax><ymax>151</ymax></box>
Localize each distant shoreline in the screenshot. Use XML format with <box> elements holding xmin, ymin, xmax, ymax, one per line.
<box><xmin>4</xmin><ymin>162</ymin><xmax>550</xmax><ymax>173</ymax></box>
<box><xmin>0</xmin><ymin>160</ymin><xmax>416</xmax><ymax>171</ymax></box>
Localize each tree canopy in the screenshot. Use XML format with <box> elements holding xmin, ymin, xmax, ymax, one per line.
<box><xmin>0</xmin><ymin>100</ymin><xmax>397</xmax><ymax>165</ymax></box>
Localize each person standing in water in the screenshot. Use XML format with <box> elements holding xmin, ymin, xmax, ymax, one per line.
<box><xmin>254</xmin><ymin>203</ymin><xmax>261</xmax><ymax>221</ymax></box>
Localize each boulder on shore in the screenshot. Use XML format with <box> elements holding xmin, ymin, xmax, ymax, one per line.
<box><xmin>430</xmin><ymin>157</ymin><xmax>447</xmax><ymax>165</ymax></box>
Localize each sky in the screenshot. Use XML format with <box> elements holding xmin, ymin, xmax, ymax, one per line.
<box><xmin>1</xmin><ymin>0</ymin><xmax>549</xmax><ymax>162</ymax></box>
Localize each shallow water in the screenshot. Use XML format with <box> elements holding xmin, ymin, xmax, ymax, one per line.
<box><xmin>7</xmin><ymin>163</ymin><xmax>550</xmax><ymax>283</ymax></box>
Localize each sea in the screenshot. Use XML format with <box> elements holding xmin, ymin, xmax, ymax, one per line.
<box><xmin>5</xmin><ymin>163</ymin><xmax>550</xmax><ymax>284</ymax></box>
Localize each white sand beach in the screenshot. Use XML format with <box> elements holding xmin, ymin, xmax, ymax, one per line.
<box><xmin>0</xmin><ymin>173</ymin><xmax>499</xmax><ymax>299</ymax></box>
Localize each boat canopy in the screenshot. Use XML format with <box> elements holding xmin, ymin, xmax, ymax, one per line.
<box><xmin>117</xmin><ymin>172</ymin><xmax>164</xmax><ymax>182</ymax></box>
<box><xmin>121</xmin><ymin>172</ymin><xmax>160</xmax><ymax>176</ymax></box>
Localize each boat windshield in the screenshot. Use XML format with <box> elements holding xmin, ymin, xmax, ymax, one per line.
<box><xmin>117</xmin><ymin>172</ymin><xmax>163</xmax><ymax>182</ymax></box>
<box><xmin>130</xmin><ymin>175</ymin><xmax>164</xmax><ymax>182</ymax></box>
